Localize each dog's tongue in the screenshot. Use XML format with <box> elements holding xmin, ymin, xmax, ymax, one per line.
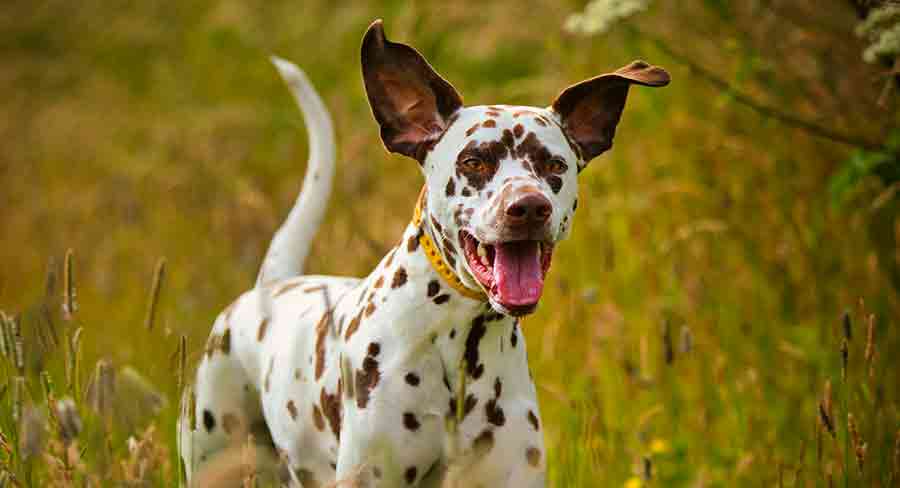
<box><xmin>493</xmin><ymin>241</ymin><xmax>544</xmax><ymax>306</ymax></box>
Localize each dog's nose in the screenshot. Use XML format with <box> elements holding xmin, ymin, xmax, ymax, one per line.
<box><xmin>505</xmin><ymin>193</ymin><xmax>552</xmax><ymax>226</ymax></box>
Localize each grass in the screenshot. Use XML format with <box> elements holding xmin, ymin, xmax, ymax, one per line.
<box><xmin>1</xmin><ymin>0</ymin><xmax>899</xmax><ymax>486</ymax></box>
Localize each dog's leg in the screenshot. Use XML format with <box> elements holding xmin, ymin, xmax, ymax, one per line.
<box><xmin>178</xmin><ymin>311</ymin><xmax>268</xmax><ymax>484</ymax></box>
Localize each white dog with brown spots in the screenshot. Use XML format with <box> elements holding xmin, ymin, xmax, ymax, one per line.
<box><xmin>179</xmin><ymin>19</ymin><xmax>669</xmax><ymax>487</ymax></box>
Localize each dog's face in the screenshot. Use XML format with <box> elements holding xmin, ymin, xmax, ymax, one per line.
<box><xmin>422</xmin><ymin>105</ymin><xmax>577</xmax><ymax>316</ymax></box>
<box><xmin>361</xmin><ymin>20</ymin><xmax>669</xmax><ymax>316</ymax></box>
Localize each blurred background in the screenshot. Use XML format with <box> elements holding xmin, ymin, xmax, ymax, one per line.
<box><xmin>1</xmin><ymin>0</ymin><xmax>899</xmax><ymax>486</ymax></box>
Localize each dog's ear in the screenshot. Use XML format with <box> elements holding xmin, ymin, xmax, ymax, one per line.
<box><xmin>361</xmin><ymin>19</ymin><xmax>463</xmax><ymax>161</ymax></box>
<box><xmin>551</xmin><ymin>60</ymin><xmax>669</xmax><ymax>164</ymax></box>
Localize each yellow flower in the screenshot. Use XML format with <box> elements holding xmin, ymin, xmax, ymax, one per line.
<box><xmin>650</xmin><ymin>438</ymin><xmax>670</xmax><ymax>454</ymax></box>
<box><xmin>624</xmin><ymin>476</ymin><xmax>643</xmax><ymax>488</ymax></box>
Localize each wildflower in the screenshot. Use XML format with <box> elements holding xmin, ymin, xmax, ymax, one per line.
<box><xmin>624</xmin><ymin>475</ymin><xmax>643</xmax><ymax>488</ymax></box>
<box><xmin>650</xmin><ymin>438</ymin><xmax>670</xmax><ymax>454</ymax></box>
<box><xmin>565</xmin><ymin>0</ymin><xmax>653</xmax><ymax>35</ymax></box>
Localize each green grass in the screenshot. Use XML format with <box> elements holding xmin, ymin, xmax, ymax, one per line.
<box><xmin>1</xmin><ymin>1</ymin><xmax>898</xmax><ymax>486</ymax></box>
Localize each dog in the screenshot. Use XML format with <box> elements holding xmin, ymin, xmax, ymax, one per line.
<box><xmin>178</xmin><ymin>19</ymin><xmax>668</xmax><ymax>487</ymax></box>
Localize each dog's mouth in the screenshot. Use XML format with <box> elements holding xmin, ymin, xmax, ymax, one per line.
<box><xmin>460</xmin><ymin>230</ymin><xmax>553</xmax><ymax>316</ymax></box>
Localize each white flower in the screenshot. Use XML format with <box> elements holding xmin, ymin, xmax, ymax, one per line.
<box><xmin>565</xmin><ymin>0</ymin><xmax>653</xmax><ymax>35</ymax></box>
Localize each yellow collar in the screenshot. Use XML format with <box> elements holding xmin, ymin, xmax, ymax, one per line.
<box><xmin>413</xmin><ymin>187</ymin><xmax>486</xmax><ymax>301</ymax></box>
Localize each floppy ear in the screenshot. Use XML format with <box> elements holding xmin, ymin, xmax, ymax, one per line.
<box><xmin>361</xmin><ymin>19</ymin><xmax>463</xmax><ymax>162</ymax></box>
<box><xmin>551</xmin><ymin>60</ymin><xmax>669</xmax><ymax>164</ymax></box>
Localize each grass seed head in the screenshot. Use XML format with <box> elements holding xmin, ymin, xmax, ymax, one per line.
<box><xmin>679</xmin><ymin>325</ymin><xmax>693</xmax><ymax>354</ymax></box>
<box><xmin>62</xmin><ymin>249</ymin><xmax>77</xmax><ymax>320</ymax></box>
<box><xmin>145</xmin><ymin>258</ymin><xmax>167</xmax><ymax>331</ymax></box>
<box><xmin>18</xmin><ymin>405</ymin><xmax>46</xmax><ymax>460</ymax></box>
<box><xmin>841</xmin><ymin>310</ymin><xmax>852</xmax><ymax>341</ymax></box>
<box><xmin>818</xmin><ymin>402</ymin><xmax>836</xmax><ymax>439</ymax></box>
<box><xmin>54</xmin><ymin>397</ymin><xmax>83</xmax><ymax>445</ymax></box>
<box><xmin>839</xmin><ymin>338</ymin><xmax>848</xmax><ymax>382</ymax></box>
<box><xmin>848</xmin><ymin>413</ymin><xmax>866</xmax><ymax>474</ymax></box>
<box><xmin>86</xmin><ymin>359</ymin><xmax>116</xmax><ymax>419</ymax></box>
<box><xmin>864</xmin><ymin>313</ymin><xmax>875</xmax><ymax>365</ymax></box>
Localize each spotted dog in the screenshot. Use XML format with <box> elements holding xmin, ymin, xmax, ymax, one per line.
<box><xmin>179</xmin><ymin>20</ymin><xmax>669</xmax><ymax>487</ymax></box>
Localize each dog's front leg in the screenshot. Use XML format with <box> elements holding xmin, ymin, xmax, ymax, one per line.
<box><xmin>336</xmin><ymin>401</ymin><xmax>445</xmax><ymax>486</ymax></box>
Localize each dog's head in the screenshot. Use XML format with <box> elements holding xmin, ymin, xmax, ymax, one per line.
<box><xmin>361</xmin><ymin>20</ymin><xmax>669</xmax><ymax>316</ymax></box>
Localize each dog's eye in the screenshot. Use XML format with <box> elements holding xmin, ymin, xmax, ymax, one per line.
<box><xmin>546</xmin><ymin>158</ymin><xmax>568</xmax><ymax>174</ymax></box>
<box><xmin>460</xmin><ymin>157</ymin><xmax>492</xmax><ymax>174</ymax></box>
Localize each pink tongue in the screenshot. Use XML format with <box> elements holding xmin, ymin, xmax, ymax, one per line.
<box><xmin>493</xmin><ymin>241</ymin><xmax>544</xmax><ymax>306</ymax></box>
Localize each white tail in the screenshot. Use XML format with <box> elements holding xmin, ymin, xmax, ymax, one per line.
<box><xmin>256</xmin><ymin>57</ymin><xmax>336</xmax><ymax>287</ymax></box>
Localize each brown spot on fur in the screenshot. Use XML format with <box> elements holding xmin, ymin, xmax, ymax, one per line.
<box><xmin>513</xmin><ymin>123</ymin><xmax>525</xmax><ymax>138</ymax></box>
<box><xmin>453</xmin><ymin>206</ymin><xmax>465</xmax><ymax>227</ymax></box>
<box><xmin>485</xmin><ymin>399</ymin><xmax>505</xmax><ymax>426</ymax></box>
<box><xmin>461</xmin><ymin>187</ymin><xmax>472</xmax><ymax>197</ymax></box>
<box><xmin>202</xmin><ymin>409</ymin><xmax>215</xmax><ymax>432</ymax></box>
<box><xmin>313</xmin><ymin>405</ymin><xmax>325</xmax><ymax>431</ymax></box>
<box><xmin>501</xmin><ymin>129</ymin><xmax>515</xmax><ymax>150</ymax></box>
<box><xmin>344</xmin><ymin>311</ymin><xmax>363</xmax><ymax>341</ymax></box>
<box><xmin>485</xmin><ymin>376</ymin><xmax>506</xmax><ymax>426</ymax></box>
<box><xmin>391</xmin><ymin>267</ymin><xmax>408</xmax><ymax>288</ymax></box>
<box><xmin>407</xmin><ymin>233</ymin><xmax>420</xmax><ymax>253</ymax></box>
<box><xmin>482</xmin><ymin>119</ymin><xmax>497</xmax><ymax>128</ymax></box>
<box><xmin>405</xmin><ymin>466</ymin><xmax>418</xmax><ymax>484</ymax></box>
<box><xmin>385</xmin><ymin>248</ymin><xmax>396</xmax><ymax>267</ymax></box>
<box><xmin>442</xmin><ymin>236</ymin><xmax>456</xmax><ymax>255</ymax></box>
<box><xmin>528</xmin><ymin>410</ymin><xmax>540</xmax><ymax>431</ymax></box>
<box><xmin>534</xmin><ymin>117</ymin><xmax>548</xmax><ymax>127</ymax></box>
<box><xmin>456</xmin><ymin>140</ymin><xmax>505</xmax><ymax>191</ymax></box>
<box><xmin>473</xmin><ymin>429</ymin><xmax>495</xmax><ymax>452</ymax></box>
<box><xmin>486</xmin><ymin>111</ymin><xmax>500</xmax><ymax>117</ymax></box>
<box><xmin>272</xmin><ymin>281</ymin><xmax>302</xmax><ymax>297</ymax></box>
<box><xmin>320</xmin><ymin>387</ymin><xmax>342</xmax><ymax>440</ymax></box>
<box><xmin>445</xmin><ymin>178</ymin><xmax>455</xmax><ymax>197</ymax></box>
<box><xmin>515</xmin><ymin>131</ymin><xmax>565</xmax><ymax>193</ymax></box>
<box><xmin>403</xmin><ymin>412</ymin><xmax>420</xmax><ymax>431</ymax></box>
<box><xmin>257</xmin><ymin>318</ymin><xmax>269</xmax><ymax>342</ymax></box>
<box><xmin>368</xmin><ymin>342</ymin><xmax>381</xmax><ymax>356</ymax></box>
<box><xmin>427</xmin><ymin>280</ymin><xmax>440</xmax><ymax>297</ymax></box>
<box><xmin>302</xmin><ymin>284</ymin><xmax>326</xmax><ymax>293</ymax></box>
<box><xmin>264</xmin><ymin>357</ymin><xmax>274</xmax><ymax>392</ymax></box>
<box><xmin>355</xmin><ymin>344</ymin><xmax>381</xmax><ymax>409</ymax></box>
<box><xmin>220</xmin><ymin>328</ymin><xmax>231</xmax><ymax>354</ymax></box>
<box><xmin>365</xmin><ymin>301</ymin><xmax>376</xmax><ymax>317</ymax></box>
<box><xmin>465</xmin><ymin>123</ymin><xmax>480</xmax><ymax>137</ymax></box>
<box><xmin>315</xmin><ymin>311</ymin><xmax>332</xmax><ymax>380</ymax></box>
<box><xmin>287</xmin><ymin>400</ymin><xmax>298</xmax><ymax>420</ymax></box>
<box><xmin>430</xmin><ymin>215</ymin><xmax>443</xmax><ymax>234</ymax></box>
<box><xmin>433</xmin><ymin>294</ymin><xmax>450</xmax><ymax>305</ymax></box>
<box><xmin>373</xmin><ymin>276</ymin><xmax>384</xmax><ymax>288</ymax></box>
<box><xmin>464</xmin><ymin>315</ymin><xmax>487</xmax><ymax>379</ymax></box>
<box><xmin>448</xmin><ymin>394</ymin><xmax>477</xmax><ymax>420</ymax></box>
<box><xmin>546</xmin><ymin>175</ymin><xmax>563</xmax><ymax>194</ymax></box>
<box><xmin>405</xmin><ymin>372</ymin><xmax>420</xmax><ymax>386</ymax></box>
<box><xmin>526</xmin><ymin>446</ymin><xmax>542</xmax><ymax>467</ymax></box>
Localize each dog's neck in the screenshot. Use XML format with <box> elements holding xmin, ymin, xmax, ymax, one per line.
<box><xmin>342</xmin><ymin>199</ymin><xmax>523</xmax><ymax>386</ymax></box>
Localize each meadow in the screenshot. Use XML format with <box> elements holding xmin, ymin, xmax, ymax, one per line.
<box><xmin>1</xmin><ymin>1</ymin><xmax>898</xmax><ymax>486</ymax></box>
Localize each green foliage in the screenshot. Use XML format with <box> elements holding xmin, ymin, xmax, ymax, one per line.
<box><xmin>830</xmin><ymin>130</ymin><xmax>900</xmax><ymax>208</ymax></box>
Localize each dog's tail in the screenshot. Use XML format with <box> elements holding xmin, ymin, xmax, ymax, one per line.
<box><xmin>256</xmin><ymin>57</ymin><xmax>335</xmax><ymax>287</ymax></box>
